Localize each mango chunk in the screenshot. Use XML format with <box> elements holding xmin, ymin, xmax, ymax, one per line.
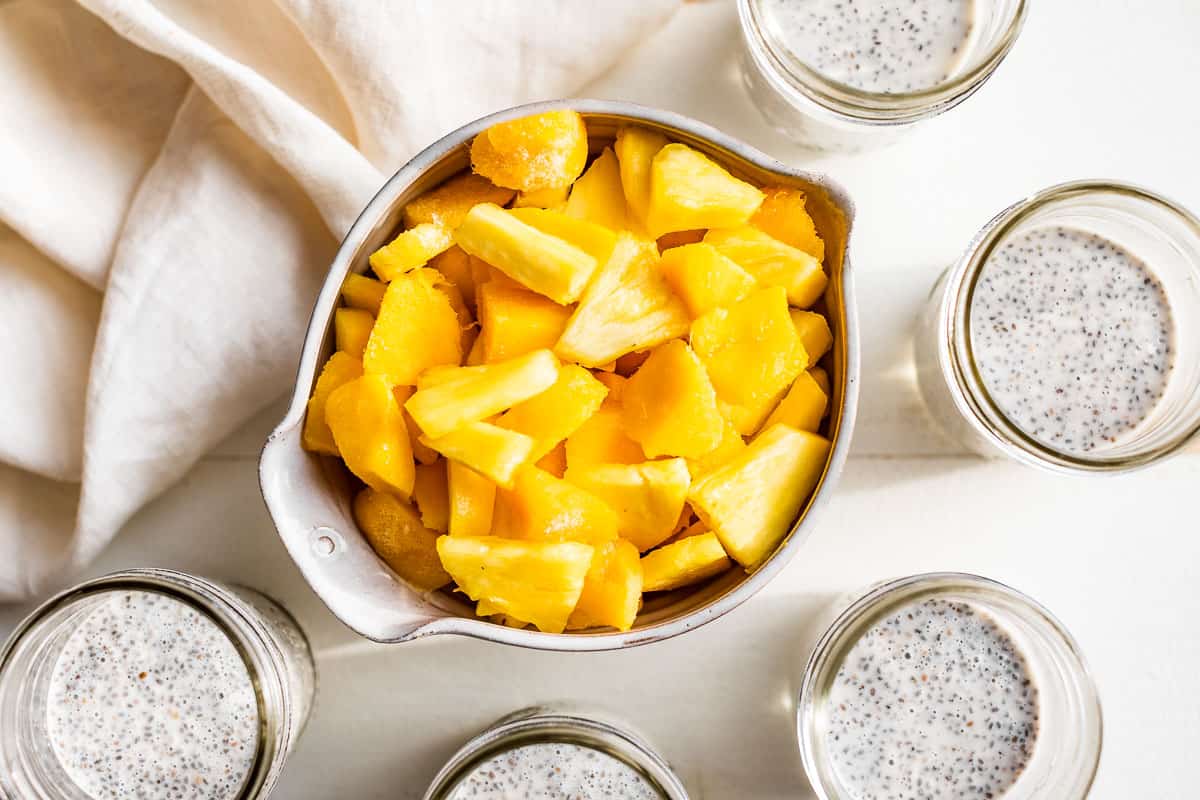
<box><xmin>470</xmin><ymin>110</ymin><xmax>588</xmax><ymax>191</ymax></box>
<box><xmin>413</xmin><ymin>461</ymin><xmax>450</xmax><ymax>533</ymax></box>
<box><xmin>704</xmin><ymin>226</ymin><xmax>827</xmax><ymax>309</ymax></box>
<box><xmin>429</xmin><ymin>245</ymin><xmax>477</xmax><ymax>306</ymax></box>
<box><xmin>641</xmin><ymin>532</ymin><xmax>731</xmax><ymax>592</ymax></box>
<box><xmin>477</xmin><ymin>280</ymin><xmax>572</xmax><ymax>363</ymax></box>
<box><xmin>764</xmin><ymin>370</ymin><xmax>828</xmax><ymax>434</ymax></box>
<box><xmin>508</xmin><ymin>207</ymin><xmax>618</xmax><ymax>264</ymax></box>
<box><xmin>690</xmin><ymin>287</ymin><xmax>807</xmax><ymax>435</ymax></box>
<box><xmin>614</xmin><ymin>126</ymin><xmax>668</xmax><ymax>228</ymax></box>
<box><xmin>556</xmin><ymin>234</ymin><xmax>689</xmax><ymax>367</ymax></box>
<box><xmin>685</xmin><ymin>417</ymin><xmax>747</xmax><ymax>480</ymax></box>
<box><xmin>369</xmin><ymin>223</ymin><xmax>454</xmax><ymax>282</ymax></box>
<box><xmin>646</xmin><ymin>144</ymin><xmax>764</xmax><ymax>237</ymax></box>
<box><xmin>567</xmin><ymin>540</ymin><xmax>643</xmax><ymax>631</ymax></box>
<box><xmin>437</xmin><ymin>535</ymin><xmax>594</xmax><ymax>633</ymax></box>
<box><xmin>402</xmin><ymin>172</ymin><xmax>515</xmax><ymax>230</ymax></box>
<box><xmin>326</xmin><ymin>375</ymin><xmax>415</xmax><ymax>498</ymax></box>
<box><xmin>810</xmin><ymin>365</ymin><xmax>832</xmax><ymax>398</ymax></box>
<box><xmin>498</xmin><ymin>365</ymin><xmax>609</xmax><ymax>460</ymax></box>
<box><xmin>790</xmin><ymin>309</ymin><xmax>833</xmax><ymax>367</ymax></box>
<box><xmin>513</xmin><ymin>185</ymin><xmax>570</xmax><ymax>209</ymax></box>
<box><xmin>454</xmin><ymin>203</ymin><xmax>597</xmax><ymax>304</ymax></box>
<box><xmin>565</xmin><ymin>399</ymin><xmax>645</xmax><ymax>469</ymax></box>
<box><xmin>565</xmin><ymin>147</ymin><xmax>629</xmax><ymax>231</ymax></box>
<box><xmin>659</xmin><ymin>242</ymin><xmax>757</xmax><ymax>319</ymax></box>
<box><xmin>621</xmin><ymin>340</ymin><xmax>725</xmax><ymax>459</ymax></box>
<box><xmin>335</xmin><ymin>307</ymin><xmax>374</xmax><ymax>358</ymax></box>
<box><xmin>566</xmin><ymin>459</ymin><xmax>691</xmax><ymax>552</ymax></box>
<box><xmin>420</xmin><ymin>421</ymin><xmax>534</xmax><ymax>490</ymax></box>
<box><xmin>689</xmin><ymin>424</ymin><xmax>830</xmax><ymax>567</ymax></box>
<box><xmin>363</xmin><ymin>268</ymin><xmax>462</xmax><ymax>386</ymax></box>
<box><xmin>354</xmin><ymin>488</ymin><xmax>451</xmax><ymax>591</ymax></box>
<box><xmin>447</xmin><ymin>461</ymin><xmax>496</xmax><ymax>538</ymax></box>
<box><xmin>750</xmin><ymin>186</ymin><xmax>825</xmax><ymax>263</ymax></box>
<box><xmin>341</xmin><ymin>273</ymin><xmax>387</xmax><ymax>314</ymax></box>
<box><xmin>301</xmin><ymin>352</ymin><xmax>363</xmax><ymax>455</ymax></box>
<box><xmin>392</xmin><ymin>385</ymin><xmax>440</xmax><ymax>466</ymax></box>
<box><xmin>406</xmin><ymin>349</ymin><xmax>559</xmax><ymax>439</ymax></box>
<box><xmin>498</xmin><ymin>466</ymin><xmax>619</xmax><ymax>546</ymax></box>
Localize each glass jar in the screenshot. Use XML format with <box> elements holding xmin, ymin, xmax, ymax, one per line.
<box><xmin>0</xmin><ymin>569</ymin><xmax>315</xmax><ymax>800</ymax></box>
<box><xmin>915</xmin><ymin>181</ymin><xmax>1200</xmax><ymax>474</ymax></box>
<box><xmin>736</xmin><ymin>0</ymin><xmax>1028</xmax><ymax>152</ymax></box>
<box><xmin>424</xmin><ymin>707</ymin><xmax>690</xmax><ymax>800</ymax></box>
<box><xmin>798</xmin><ymin>572</ymin><xmax>1102</xmax><ymax>800</ymax></box>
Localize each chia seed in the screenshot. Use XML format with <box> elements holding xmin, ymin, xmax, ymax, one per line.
<box><xmin>447</xmin><ymin>742</ymin><xmax>663</xmax><ymax>799</ymax></box>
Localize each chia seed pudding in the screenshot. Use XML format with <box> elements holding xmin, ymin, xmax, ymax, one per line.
<box><xmin>45</xmin><ymin>590</ymin><xmax>260</xmax><ymax>800</ymax></box>
<box><xmin>969</xmin><ymin>226</ymin><xmax>1175</xmax><ymax>456</ymax></box>
<box><xmin>446</xmin><ymin>742</ymin><xmax>664</xmax><ymax>799</ymax></box>
<box><xmin>758</xmin><ymin>0</ymin><xmax>976</xmax><ymax>93</ymax></box>
<box><xmin>825</xmin><ymin>598</ymin><xmax>1039</xmax><ymax>799</ymax></box>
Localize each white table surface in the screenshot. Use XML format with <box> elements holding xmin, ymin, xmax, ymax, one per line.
<box><xmin>4</xmin><ymin>1</ymin><xmax>1198</xmax><ymax>797</ymax></box>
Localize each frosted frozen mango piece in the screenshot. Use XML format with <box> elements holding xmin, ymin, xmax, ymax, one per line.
<box><xmin>334</xmin><ymin>308</ymin><xmax>374</xmax><ymax>358</ymax></box>
<box><xmin>326</xmin><ymin>375</ymin><xmax>415</xmax><ymax>498</ymax></box>
<box><xmin>565</xmin><ymin>147</ymin><xmax>629</xmax><ymax>231</ymax></box>
<box><xmin>477</xmin><ymin>280</ymin><xmax>572</xmax><ymax>363</ymax></box>
<box><xmin>341</xmin><ymin>273</ymin><xmax>387</xmax><ymax>314</ymax></box>
<box><xmin>565</xmin><ymin>459</ymin><xmax>691</xmax><ymax>552</ymax></box>
<box><xmin>498</xmin><ymin>466</ymin><xmax>618</xmax><ymax>546</ymax></box>
<box><xmin>641</xmin><ymin>531</ymin><xmax>731</xmax><ymax>592</ymax></box>
<box><xmin>659</xmin><ymin>242</ymin><xmax>757</xmax><ymax>319</ymax></box>
<box><xmin>646</xmin><ymin>144</ymin><xmax>763</xmax><ymax>237</ymax></box>
<box><xmin>420</xmin><ymin>421</ymin><xmax>534</xmax><ymax>490</ymax></box>
<box><xmin>402</xmin><ymin>172</ymin><xmax>514</xmax><ymax>229</ymax></box>
<box><xmin>413</xmin><ymin>461</ymin><xmax>450</xmax><ymax>533</ymax></box>
<box><xmin>751</xmin><ymin>186</ymin><xmax>825</xmax><ymax>263</ymax></box>
<box><xmin>705</xmin><ymin>226</ymin><xmax>827</xmax><ymax>309</ymax></box>
<box><xmin>790</xmin><ymin>309</ymin><xmax>833</xmax><ymax>367</ymax></box>
<box><xmin>447</xmin><ymin>461</ymin><xmax>496</xmax><ymax>538</ymax></box>
<box><xmin>470</xmin><ymin>110</ymin><xmax>588</xmax><ymax>191</ymax></box>
<box><xmin>763</xmin><ymin>370</ymin><xmax>828</xmax><ymax>434</ymax></box>
<box><xmin>567</xmin><ymin>540</ymin><xmax>643</xmax><ymax>632</ymax></box>
<box><xmin>614</xmin><ymin>126</ymin><xmax>668</xmax><ymax>228</ymax></box>
<box><xmin>369</xmin><ymin>223</ymin><xmax>454</xmax><ymax>282</ymax></box>
<box><xmin>301</xmin><ymin>351</ymin><xmax>363</xmax><ymax>456</ymax></box>
<box><xmin>353</xmin><ymin>488</ymin><xmax>451</xmax><ymax>591</ymax></box>
<box><xmin>621</xmin><ymin>340</ymin><xmax>725</xmax><ymax>459</ymax></box>
<box><xmin>508</xmin><ymin>207</ymin><xmax>618</xmax><ymax>264</ymax></box>
<box><xmin>498</xmin><ymin>365</ymin><xmax>609</xmax><ymax>460</ymax></box>
<box><xmin>363</xmin><ymin>268</ymin><xmax>462</xmax><ymax>386</ymax></box>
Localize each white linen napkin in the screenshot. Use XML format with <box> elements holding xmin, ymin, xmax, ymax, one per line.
<box><xmin>0</xmin><ymin>0</ymin><xmax>680</xmax><ymax>600</ymax></box>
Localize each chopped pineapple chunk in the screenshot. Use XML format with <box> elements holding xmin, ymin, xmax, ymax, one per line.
<box><xmin>326</xmin><ymin>375</ymin><xmax>415</xmax><ymax>498</ymax></box>
<box><xmin>402</xmin><ymin>172</ymin><xmax>515</xmax><ymax>230</ymax></box>
<box><xmin>413</xmin><ymin>461</ymin><xmax>450</xmax><ymax>533</ymax></box>
<box><xmin>641</xmin><ymin>532</ymin><xmax>731</xmax><ymax>592</ymax></box>
<box><xmin>420</xmin><ymin>421</ymin><xmax>534</xmax><ymax>490</ymax></box>
<box><xmin>621</xmin><ymin>339</ymin><xmax>725</xmax><ymax>458</ymax></box>
<box><xmin>498</xmin><ymin>466</ymin><xmax>619</xmax><ymax>546</ymax></box>
<box><xmin>750</xmin><ymin>186</ymin><xmax>825</xmax><ymax>263</ymax></box>
<box><xmin>334</xmin><ymin>308</ymin><xmax>374</xmax><ymax>358</ymax></box>
<box><xmin>369</xmin><ymin>223</ymin><xmax>454</xmax><ymax>282</ymax></box>
<box><xmin>763</xmin><ymin>370</ymin><xmax>828</xmax><ymax>434</ymax></box>
<box><xmin>447</xmin><ymin>461</ymin><xmax>496</xmax><ymax>538</ymax></box>
<box><xmin>498</xmin><ymin>365</ymin><xmax>609</xmax><ymax>460</ymax></box>
<box><xmin>363</xmin><ymin>268</ymin><xmax>462</xmax><ymax>386</ymax></box>
<box><xmin>340</xmin><ymin>273</ymin><xmax>387</xmax><ymax>314</ymax></box>
<box><xmin>614</xmin><ymin>126</ymin><xmax>668</xmax><ymax>229</ymax></box>
<box><xmin>566</xmin><ymin>459</ymin><xmax>691</xmax><ymax>552</ymax></box>
<box><xmin>659</xmin><ymin>242</ymin><xmax>757</xmax><ymax>319</ymax></box>
<box><xmin>646</xmin><ymin>144</ymin><xmax>764</xmax><ymax>237</ymax></box>
<box><xmin>568</xmin><ymin>540</ymin><xmax>643</xmax><ymax>631</ymax></box>
<box><xmin>704</xmin><ymin>226</ymin><xmax>827</xmax><ymax>308</ymax></box>
<box><xmin>477</xmin><ymin>280</ymin><xmax>572</xmax><ymax>363</ymax></box>
<box><xmin>565</xmin><ymin>147</ymin><xmax>629</xmax><ymax>231</ymax></box>
<box><xmin>354</xmin><ymin>488</ymin><xmax>451</xmax><ymax>591</ymax></box>
<box><xmin>508</xmin><ymin>207</ymin><xmax>618</xmax><ymax>264</ymax></box>
<box><xmin>470</xmin><ymin>110</ymin><xmax>588</xmax><ymax>191</ymax></box>
<box><xmin>301</xmin><ymin>352</ymin><xmax>363</xmax><ymax>455</ymax></box>
<box><xmin>790</xmin><ymin>309</ymin><xmax>833</xmax><ymax>367</ymax></box>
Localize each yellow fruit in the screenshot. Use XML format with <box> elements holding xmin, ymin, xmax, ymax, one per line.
<box><xmin>763</xmin><ymin>370</ymin><xmax>828</xmax><ymax>433</ymax></box>
<box><xmin>790</xmin><ymin>309</ymin><xmax>833</xmax><ymax>367</ymax></box>
<box><xmin>555</xmin><ymin>234</ymin><xmax>689</xmax><ymax>367</ymax></box>
<box><xmin>593</xmin><ymin>371</ymin><xmax>627</xmax><ymax>397</ymax></box>
<box><xmin>566</xmin><ymin>459</ymin><xmax>691</xmax><ymax>552</ymax></box>
<box><xmin>508</xmin><ymin>207</ymin><xmax>618</xmax><ymax>264</ymax></box>
<box><xmin>326</xmin><ymin>375</ymin><xmax>415</xmax><ymax>498</ymax></box>
<box><xmin>301</xmin><ymin>352</ymin><xmax>363</xmax><ymax>455</ymax></box>
<box><xmin>363</xmin><ymin>268</ymin><xmax>462</xmax><ymax>386</ymax></box>
<box><xmin>621</xmin><ymin>340</ymin><xmax>725</xmax><ymax>458</ymax></box>
<box><xmin>341</xmin><ymin>273</ymin><xmax>387</xmax><ymax>314</ymax></box>
<box><xmin>465</xmin><ymin>334</ymin><xmax>486</xmax><ymax>366</ymax></box>
<box><xmin>810</xmin><ymin>365</ymin><xmax>832</xmax><ymax>398</ymax></box>
<box><xmin>429</xmin><ymin>245</ymin><xmax>477</xmax><ymax>306</ymax></box>
<box><xmin>334</xmin><ymin>307</ymin><xmax>374</xmax><ymax>358</ymax></box>
<box><xmin>513</xmin><ymin>185</ymin><xmax>570</xmax><ymax>209</ymax></box>
<box><xmin>646</xmin><ymin>144</ymin><xmax>764</xmax><ymax>237</ymax></box>
<box><xmin>614</xmin><ymin>126</ymin><xmax>668</xmax><ymax>227</ymax></box>
<box><xmin>498</xmin><ymin>365</ymin><xmax>609</xmax><ymax>460</ymax></box>
<box><xmin>405</xmin><ymin>349</ymin><xmax>559</xmax><ymax>439</ymax></box>
<box><xmin>470</xmin><ymin>110</ymin><xmax>588</xmax><ymax>191</ymax></box>
<box><xmin>369</xmin><ymin>223</ymin><xmax>454</xmax><ymax>282</ymax></box>
<box><xmin>454</xmin><ymin>203</ymin><xmax>597</xmax><ymax>304</ymax></box>
<box><xmin>420</xmin><ymin>421</ymin><xmax>534</xmax><ymax>490</ymax></box>
<box><xmin>565</xmin><ymin>147</ymin><xmax>629</xmax><ymax>231</ymax></box>
<box><xmin>689</xmin><ymin>423</ymin><xmax>830</xmax><ymax>567</ymax></box>
<box><xmin>685</xmin><ymin>417</ymin><xmax>747</xmax><ymax>480</ymax></box>
<box><xmin>402</xmin><ymin>172</ymin><xmax>515</xmax><ymax>230</ymax></box>
<box><xmin>567</xmin><ymin>540</ymin><xmax>643</xmax><ymax>631</ymax></box>
<box><xmin>413</xmin><ymin>461</ymin><xmax>450</xmax><ymax>533</ymax></box>
<box><xmin>353</xmin><ymin>488</ymin><xmax>451</xmax><ymax>591</ymax></box>
<box><xmin>536</xmin><ymin>442</ymin><xmax>568</xmax><ymax>478</ymax></box>
<box><xmin>641</xmin><ymin>531</ymin><xmax>731</xmax><ymax>592</ymax></box>
<box><xmin>436</xmin><ymin>535</ymin><xmax>594</xmax><ymax>634</ymax></box>
<box><xmin>435</xmin><ymin>276</ymin><xmax>477</xmax><ymax>357</ymax></box>
<box><xmin>498</xmin><ymin>466</ymin><xmax>618</xmax><ymax>546</ymax></box>
<box><xmin>751</xmin><ymin>186</ymin><xmax>825</xmax><ymax>263</ymax></box>
<box><xmin>690</xmin><ymin>287</ymin><xmax>807</xmax><ymax>435</ymax></box>
<box><xmin>704</xmin><ymin>226</ymin><xmax>827</xmax><ymax>309</ymax></box>
<box><xmin>658</xmin><ymin>242</ymin><xmax>757</xmax><ymax>319</ymax></box>
<box><xmin>565</xmin><ymin>400</ymin><xmax>645</xmax><ymax>469</ymax></box>
<box><xmin>447</xmin><ymin>461</ymin><xmax>496</xmax><ymax>538</ymax></box>
<box><xmin>476</xmin><ymin>280</ymin><xmax>572</xmax><ymax>363</ymax></box>
<box><xmin>392</xmin><ymin>385</ymin><xmax>440</xmax><ymax>466</ymax></box>
<box><xmin>656</xmin><ymin>229</ymin><xmax>706</xmax><ymax>251</ymax></box>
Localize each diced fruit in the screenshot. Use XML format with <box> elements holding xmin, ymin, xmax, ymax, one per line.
<box><xmin>566</xmin><ymin>459</ymin><xmax>691</xmax><ymax>551</ymax></box>
<box><xmin>567</xmin><ymin>540</ymin><xmax>643</xmax><ymax>631</ymax></box>
<box><xmin>810</xmin><ymin>365</ymin><xmax>831</xmax><ymax>398</ymax></box>
<box><xmin>790</xmin><ymin>309</ymin><xmax>833</xmax><ymax>367</ymax></box>
<box><xmin>659</xmin><ymin>243</ymin><xmax>757</xmax><ymax>319</ymax></box>
<box><xmin>656</xmin><ymin>230</ymin><xmax>705</xmax><ymax>251</ymax></box>
<box><xmin>334</xmin><ymin>308</ymin><xmax>374</xmax><ymax>358</ymax></box>
<box><xmin>498</xmin><ymin>365</ymin><xmax>609</xmax><ymax>459</ymax></box>
<box><xmin>405</xmin><ymin>349</ymin><xmax>559</xmax><ymax>439</ymax></box>
<box><xmin>363</xmin><ymin>268</ymin><xmax>462</xmax><ymax>386</ymax></box>
<box><xmin>508</xmin><ymin>207</ymin><xmax>618</xmax><ymax>264</ymax></box>
<box><xmin>437</xmin><ymin>536</ymin><xmax>594</xmax><ymax>633</ymax></box>
<box><xmin>750</xmin><ymin>186</ymin><xmax>825</xmax><ymax>263</ymax></box>
<box><xmin>369</xmin><ymin>223</ymin><xmax>454</xmax><ymax>282</ymax></box>
<box><xmin>614</xmin><ymin>126</ymin><xmax>668</xmax><ymax>227</ymax></box>
<box><xmin>326</xmin><ymin>375</ymin><xmax>415</xmax><ymax>497</ymax></box>
<box><xmin>646</xmin><ymin>144</ymin><xmax>764</xmax><ymax>237</ymax></box>
<box><xmin>514</xmin><ymin>185</ymin><xmax>570</xmax><ymax>209</ymax></box>
<box><xmin>565</xmin><ymin>147</ymin><xmax>629</xmax><ymax>231</ymax></box>
<box><xmin>641</xmin><ymin>532</ymin><xmax>731</xmax><ymax>592</ymax></box>
<box><xmin>763</xmin><ymin>370</ymin><xmax>828</xmax><ymax>433</ymax></box>
<box><xmin>454</xmin><ymin>203</ymin><xmax>597</xmax><ymax>304</ymax></box>
<box><xmin>689</xmin><ymin>424</ymin><xmax>830</xmax><ymax>567</ymax></box>
<box><xmin>413</xmin><ymin>461</ymin><xmax>450</xmax><ymax>532</ymax></box>
<box><xmin>341</xmin><ymin>273</ymin><xmax>386</xmax><ymax>314</ymax></box>
<box><xmin>353</xmin><ymin>488</ymin><xmax>451</xmax><ymax>591</ymax></box>
<box><xmin>447</xmin><ymin>461</ymin><xmax>495</xmax><ymax>538</ymax></box>
<box><xmin>536</xmin><ymin>442</ymin><xmax>568</xmax><ymax>478</ymax></box>
<box><xmin>498</xmin><ymin>466</ymin><xmax>618</xmax><ymax>546</ymax></box>
<box><xmin>621</xmin><ymin>340</ymin><xmax>725</xmax><ymax>458</ymax></box>
<box><xmin>392</xmin><ymin>385</ymin><xmax>440</xmax><ymax>466</ymax></box>
<box><xmin>690</xmin><ymin>287</ymin><xmax>807</xmax><ymax>434</ymax></box>
<box><xmin>477</xmin><ymin>280</ymin><xmax>572</xmax><ymax>363</ymax></box>
<box><xmin>420</xmin><ymin>421</ymin><xmax>534</xmax><ymax>489</ymax></box>
<box><xmin>704</xmin><ymin>226</ymin><xmax>827</xmax><ymax>308</ymax></box>
<box><xmin>429</xmin><ymin>245</ymin><xmax>477</xmax><ymax>305</ymax></box>
<box><xmin>402</xmin><ymin>172</ymin><xmax>515</xmax><ymax>229</ymax></box>
<box><xmin>470</xmin><ymin>110</ymin><xmax>588</xmax><ymax>191</ymax></box>
<box><xmin>565</xmin><ymin>400</ymin><xmax>645</xmax><ymax>469</ymax></box>
<box><xmin>685</xmin><ymin>417</ymin><xmax>746</xmax><ymax>479</ymax></box>
<box><xmin>556</xmin><ymin>234</ymin><xmax>689</xmax><ymax>366</ymax></box>
<box><xmin>301</xmin><ymin>352</ymin><xmax>363</xmax><ymax>455</ymax></box>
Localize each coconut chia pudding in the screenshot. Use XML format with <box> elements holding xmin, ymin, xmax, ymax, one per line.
<box><xmin>825</xmin><ymin>598</ymin><xmax>1039</xmax><ymax>799</ymax></box>
<box><xmin>45</xmin><ymin>590</ymin><xmax>260</xmax><ymax>800</ymax></box>
<box><xmin>447</xmin><ymin>742</ymin><xmax>664</xmax><ymax>799</ymax></box>
<box><xmin>757</xmin><ymin>0</ymin><xmax>976</xmax><ymax>93</ymax></box>
<box><xmin>969</xmin><ymin>226</ymin><xmax>1175</xmax><ymax>456</ymax></box>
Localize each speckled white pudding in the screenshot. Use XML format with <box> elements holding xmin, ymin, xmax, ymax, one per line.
<box><xmin>45</xmin><ymin>590</ymin><xmax>260</xmax><ymax>800</ymax></box>
<box><xmin>446</xmin><ymin>742</ymin><xmax>664</xmax><ymax>799</ymax></box>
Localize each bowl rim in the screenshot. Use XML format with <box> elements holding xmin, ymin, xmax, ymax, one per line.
<box><xmin>260</xmin><ymin>98</ymin><xmax>861</xmax><ymax>651</ymax></box>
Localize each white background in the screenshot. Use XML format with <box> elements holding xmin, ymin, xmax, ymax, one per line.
<box><xmin>3</xmin><ymin>1</ymin><xmax>1198</xmax><ymax>797</ymax></box>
